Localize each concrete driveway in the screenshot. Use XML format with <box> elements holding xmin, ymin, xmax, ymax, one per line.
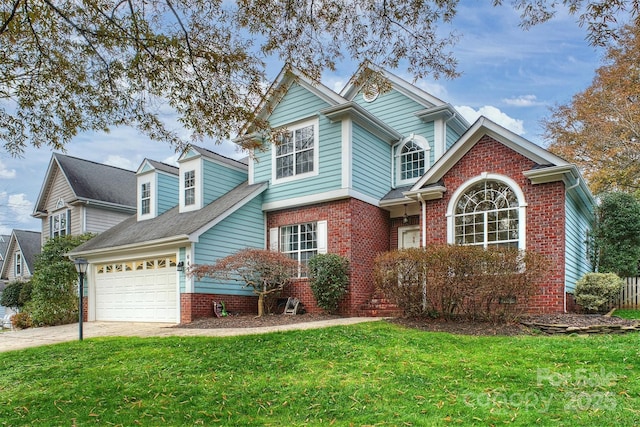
<box><xmin>0</xmin><ymin>317</ymin><xmax>381</xmax><ymax>353</ymax></box>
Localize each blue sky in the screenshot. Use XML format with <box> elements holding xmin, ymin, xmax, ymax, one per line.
<box><xmin>0</xmin><ymin>2</ymin><xmax>604</xmax><ymax>235</ymax></box>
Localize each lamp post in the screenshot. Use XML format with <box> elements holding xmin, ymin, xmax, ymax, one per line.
<box><xmin>74</xmin><ymin>258</ymin><xmax>88</xmax><ymax>341</ymax></box>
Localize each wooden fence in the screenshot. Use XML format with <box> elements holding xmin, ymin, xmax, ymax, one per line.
<box><xmin>613</xmin><ymin>277</ymin><xmax>640</xmax><ymax>309</ymax></box>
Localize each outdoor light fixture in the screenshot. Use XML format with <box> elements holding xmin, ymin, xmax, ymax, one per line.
<box><xmin>177</xmin><ymin>261</ymin><xmax>184</xmax><ymax>272</ymax></box>
<box><xmin>74</xmin><ymin>258</ymin><xmax>88</xmax><ymax>341</ymax></box>
<box><xmin>403</xmin><ymin>204</ymin><xmax>409</xmax><ymax>224</ymax></box>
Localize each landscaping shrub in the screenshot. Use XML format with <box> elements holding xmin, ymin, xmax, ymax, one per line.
<box><xmin>308</xmin><ymin>254</ymin><xmax>349</xmax><ymax>314</ymax></box>
<box><xmin>0</xmin><ymin>280</ymin><xmax>30</xmax><ymax>311</ymax></box>
<box><xmin>375</xmin><ymin>245</ymin><xmax>547</xmax><ymax>322</ymax></box>
<box><xmin>575</xmin><ymin>272</ymin><xmax>624</xmax><ymax>312</ymax></box>
<box><xmin>26</xmin><ymin>234</ymin><xmax>94</xmax><ymax>326</ymax></box>
<box><xmin>11</xmin><ymin>312</ymin><xmax>32</xmax><ymax>329</ymax></box>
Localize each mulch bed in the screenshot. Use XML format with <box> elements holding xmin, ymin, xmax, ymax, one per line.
<box><xmin>176</xmin><ymin>312</ymin><xmax>639</xmax><ymax>336</ymax></box>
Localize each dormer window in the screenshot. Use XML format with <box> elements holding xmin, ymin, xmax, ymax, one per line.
<box><xmin>141</xmin><ymin>182</ymin><xmax>151</xmax><ymax>215</ymax></box>
<box><xmin>395</xmin><ymin>135</ymin><xmax>430</xmax><ymax>186</ymax></box>
<box><xmin>184</xmin><ymin>170</ymin><xmax>195</xmax><ymax>205</ymax></box>
<box><xmin>273</xmin><ymin>119</ymin><xmax>319</xmax><ymax>183</ymax></box>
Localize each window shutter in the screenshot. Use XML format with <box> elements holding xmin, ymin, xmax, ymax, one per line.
<box><xmin>317</xmin><ymin>220</ymin><xmax>327</xmax><ymax>254</ymax></box>
<box><xmin>66</xmin><ymin>209</ymin><xmax>71</xmax><ymax>234</ymax></box>
<box><xmin>269</xmin><ymin>227</ymin><xmax>279</xmax><ymax>251</ymax></box>
<box><xmin>49</xmin><ymin>216</ymin><xmax>53</xmax><ymax>238</ymax></box>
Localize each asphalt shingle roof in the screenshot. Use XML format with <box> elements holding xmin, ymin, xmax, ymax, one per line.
<box><xmin>13</xmin><ymin>230</ymin><xmax>41</xmax><ymax>273</ymax></box>
<box><xmin>71</xmin><ymin>181</ymin><xmax>267</xmax><ymax>254</ymax></box>
<box><xmin>54</xmin><ymin>154</ymin><xmax>137</xmax><ymax>207</ymax></box>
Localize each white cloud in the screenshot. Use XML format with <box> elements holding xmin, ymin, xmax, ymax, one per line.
<box><xmin>455</xmin><ymin>105</ymin><xmax>525</xmax><ymax>135</ymax></box>
<box><xmin>104</xmin><ymin>155</ymin><xmax>140</xmax><ymax>171</ymax></box>
<box><xmin>8</xmin><ymin>193</ymin><xmax>34</xmax><ymax>223</ymax></box>
<box><xmin>502</xmin><ymin>95</ymin><xmax>544</xmax><ymax>107</ymax></box>
<box><xmin>0</xmin><ymin>160</ymin><xmax>16</xmax><ymax>179</ymax></box>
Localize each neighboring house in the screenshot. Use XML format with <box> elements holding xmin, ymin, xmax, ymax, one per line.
<box><xmin>0</xmin><ymin>230</ymin><xmax>42</xmax><ymax>318</ymax></box>
<box><xmin>70</xmin><ymin>64</ymin><xmax>594</xmax><ymax>323</ymax></box>
<box><xmin>32</xmin><ymin>153</ymin><xmax>137</xmax><ymax>245</ymax></box>
<box><xmin>0</xmin><ymin>234</ymin><xmax>11</xmax><ymax>318</ymax></box>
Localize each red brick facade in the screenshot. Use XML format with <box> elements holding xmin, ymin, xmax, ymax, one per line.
<box><xmin>421</xmin><ymin>136</ymin><xmax>567</xmax><ymax>313</ymax></box>
<box><xmin>266</xmin><ymin>198</ymin><xmax>390</xmax><ymax>315</ymax></box>
<box><xmin>180</xmin><ymin>293</ymin><xmax>258</xmax><ymax>323</ymax></box>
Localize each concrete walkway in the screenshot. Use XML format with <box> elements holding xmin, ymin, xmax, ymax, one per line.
<box><xmin>0</xmin><ymin>317</ymin><xmax>382</xmax><ymax>353</ymax></box>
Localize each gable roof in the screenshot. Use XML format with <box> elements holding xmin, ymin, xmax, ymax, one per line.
<box><xmin>33</xmin><ymin>153</ymin><xmax>137</xmax><ymax>217</ymax></box>
<box><xmin>240</xmin><ymin>64</ymin><xmax>348</xmax><ymax>136</ymax></box>
<box><xmin>404</xmin><ymin>116</ymin><xmax>594</xmax><ymax>206</ymax></box>
<box><xmin>0</xmin><ymin>234</ymin><xmax>9</xmax><ymax>272</ymax></box>
<box><xmin>0</xmin><ymin>230</ymin><xmax>41</xmax><ymax>278</ymax></box>
<box><xmin>137</xmin><ymin>158</ymin><xmax>179</xmax><ymax>176</ymax></box>
<box><xmin>69</xmin><ymin>181</ymin><xmax>268</xmax><ymax>257</ymax></box>
<box><xmin>179</xmin><ymin>145</ymin><xmax>248</xmax><ymax>172</ymax></box>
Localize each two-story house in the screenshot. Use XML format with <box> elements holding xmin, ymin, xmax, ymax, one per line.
<box><xmin>70</xmin><ymin>64</ymin><xmax>595</xmax><ymax>323</ymax></box>
<box><xmin>0</xmin><ymin>229</ymin><xmax>42</xmax><ymax>285</ymax></box>
<box><xmin>32</xmin><ymin>153</ymin><xmax>137</xmax><ymax>244</ymax></box>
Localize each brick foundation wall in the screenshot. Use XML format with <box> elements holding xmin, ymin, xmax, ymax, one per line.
<box><xmin>267</xmin><ymin>198</ymin><xmax>390</xmax><ymax>316</ymax></box>
<box><xmin>180</xmin><ymin>293</ymin><xmax>257</xmax><ymax>323</ymax></box>
<box><xmin>423</xmin><ymin>136</ymin><xmax>567</xmax><ymax>314</ymax></box>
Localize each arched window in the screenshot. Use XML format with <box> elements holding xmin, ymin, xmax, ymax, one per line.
<box><xmin>450</xmin><ymin>178</ymin><xmax>525</xmax><ymax>249</ymax></box>
<box><xmin>396</xmin><ymin>135</ymin><xmax>429</xmax><ymax>185</ymax></box>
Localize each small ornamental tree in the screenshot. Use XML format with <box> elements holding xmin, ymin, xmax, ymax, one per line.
<box><xmin>189</xmin><ymin>248</ymin><xmax>300</xmax><ymax>317</ymax></box>
<box><xmin>308</xmin><ymin>254</ymin><xmax>349</xmax><ymax>314</ymax></box>
<box><xmin>27</xmin><ymin>233</ymin><xmax>95</xmax><ymax>326</ymax></box>
<box><xmin>0</xmin><ymin>280</ymin><xmax>31</xmax><ymax>312</ymax></box>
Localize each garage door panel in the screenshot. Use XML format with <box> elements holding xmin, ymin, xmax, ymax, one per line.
<box><xmin>95</xmin><ymin>258</ymin><xmax>177</xmax><ymax>323</ymax></box>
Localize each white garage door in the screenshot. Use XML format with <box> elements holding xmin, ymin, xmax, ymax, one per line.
<box><xmin>94</xmin><ymin>255</ymin><xmax>177</xmax><ymax>322</ymax></box>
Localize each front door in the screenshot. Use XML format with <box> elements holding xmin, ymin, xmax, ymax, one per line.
<box><xmin>398</xmin><ymin>226</ymin><xmax>420</xmax><ymax>249</ymax></box>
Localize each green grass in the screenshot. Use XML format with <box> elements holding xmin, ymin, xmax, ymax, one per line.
<box><xmin>613</xmin><ymin>309</ymin><xmax>640</xmax><ymax>320</ymax></box>
<box><xmin>1</xmin><ymin>322</ymin><xmax>639</xmax><ymax>426</ymax></box>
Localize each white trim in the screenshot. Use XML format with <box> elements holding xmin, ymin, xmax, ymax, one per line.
<box><xmin>446</xmin><ymin>173</ymin><xmax>527</xmax><ymax>250</ymax></box>
<box><xmin>395</xmin><ymin>134</ymin><xmax>431</xmax><ymax>187</ymax></box>
<box><xmin>269</xmin><ymin>227</ymin><xmax>279</xmax><ymax>251</ymax></box>
<box><xmin>262</xmin><ymin>188</ymin><xmax>379</xmax><ymax>211</ymax></box>
<box><xmin>434</xmin><ymin>118</ymin><xmax>444</xmax><ymax>162</ymax></box>
<box><xmin>137</xmin><ymin>173</ymin><xmax>157</xmax><ymax>221</ymax></box>
<box><xmin>248</xmin><ymin>151</ymin><xmax>255</xmax><ymax>185</ymax></box>
<box><xmin>341</xmin><ymin>119</ymin><xmax>352</xmax><ymax>189</ymax></box>
<box><xmin>271</xmin><ymin>118</ymin><xmax>320</xmax><ymax>185</ymax></box>
<box><xmin>317</xmin><ymin>220</ymin><xmax>328</xmax><ymax>254</ymax></box>
<box><xmin>179</xmin><ymin>158</ymin><xmax>202</xmax><ymax>213</ymax></box>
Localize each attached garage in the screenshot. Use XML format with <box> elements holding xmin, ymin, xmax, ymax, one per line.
<box><xmin>93</xmin><ymin>255</ymin><xmax>178</xmax><ymax>323</ymax></box>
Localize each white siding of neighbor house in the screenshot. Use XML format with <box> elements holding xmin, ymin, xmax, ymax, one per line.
<box><xmin>85</xmin><ymin>207</ymin><xmax>133</xmax><ymax>234</ymax></box>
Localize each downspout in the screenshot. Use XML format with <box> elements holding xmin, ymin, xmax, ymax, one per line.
<box><xmin>418</xmin><ymin>193</ymin><xmax>426</xmax><ymax>247</ymax></box>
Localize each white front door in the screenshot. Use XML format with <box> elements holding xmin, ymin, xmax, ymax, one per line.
<box><xmin>398</xmin><ymin>226</ymin><xmax>421</xmax><ymax>249</ymax></box>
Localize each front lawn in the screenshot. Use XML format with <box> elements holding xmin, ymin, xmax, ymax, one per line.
<box><xmin>614</xmin><ymin>309</ymin><xmax>640</xmax><ymax>320</ymax></box>
<box><xmin>1</xmin><ymin>322</ymin><xmax>639</xmax><ymax>426</ymax></box>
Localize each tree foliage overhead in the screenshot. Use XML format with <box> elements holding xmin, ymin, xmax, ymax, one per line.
<box><xmin>1</xmin><ymin>1</ymin><xmax>638</xmax><ymax>155</ymax></box>
<box><xmin>545</xmin><ymin>24</ymin><xmax>640</xmax><ymax>194</ymax></box>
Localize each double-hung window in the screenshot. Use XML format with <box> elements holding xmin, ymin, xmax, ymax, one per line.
<box><xmin>271</xmin><ymin>220</ymin><xmax>327</xmax><ymax>278</ymax></box>
<box><xmin>395</xmin><ymin>135</ymin><xmax>430</xmax><ymax>186</ymax></box>
<box><xmin>141</xmin><ymin>182</ymin><xmax>151</xmax><ymax>215</ymax></box>
<box><xmin>51</xmin><ymin>211</ymin><xmax>69</xmax><ymax>238</ymax></box>
<box><xmin>184</xmin><ymin>170</ymin><xmax>195</xmax><ymax>206</ymax></box>
<box><xmin>274</xmin><ymin>121</ymin><xmax>317</xmax><ymax>181</ymax></box>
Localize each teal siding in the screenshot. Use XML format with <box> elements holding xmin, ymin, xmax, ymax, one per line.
<box><xmin>157</xmin><ymin>173</ymin><xmax>178</xmax><ymax>215</ymax></box>
<box><xmin>446</xmin><ymin>125</ymin><xmax>461</xmax><ymax>150</ymax></box>
<box><xmin>268</xmin><ymin>83</ymin><xmax>330</xmax><ymax>128</ymax></box>
<box><xmin>253</xmin><ymin>85</ymin><xmax>343</xmax><ymax>204</ymax></box>
<box><xmin>565</xmin><ymin>193</ymin><xmax>594</xmax><ymax>293</ymax></box>
<box><xmin>202</xmin><ymin>159</ymin><xmax>247</xmax><ymax>206</ymax></box>
<box><xmin>179</xmin><ymin>247</ymin><xmax>186</xmax><ymax>293</ymax></box>
<box><xmin>192</xmin><ymin>195</ymin><xmax>264</xmax><ymax>295</ymax></box>
<box><xmin>352</xmin><ymin>123</ymin><xmax>392</xmax><ymax>199</ymax></box>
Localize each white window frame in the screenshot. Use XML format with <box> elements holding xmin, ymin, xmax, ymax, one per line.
<box><xmin>184</xmin><ymin>170</ymin><xmax>196</xmax><ymax>206</ymax></box>
<box><xmin>269</xmin><ymin>220</ymin><xmax>327</xmax><ymax>278</ymax></box>
<box><xmin>272</xmin><ymin>118</ymin><xmax>320</xmax><ymax>184</ymax></box>
<box><xmin>51</xmin><ymin>211</ymin><xmax>69</xmax><ymax>238</ymax></box>
<box><xmin>394</xmin><ymin>134</ymin><xmax>430</xmax><ymax>186</ymax></box>
<box><xmin>15</xmin><ymin>252</ymin><xmax>22</xmax><ymax>276</ymax></box>
<box><xmin>446</xmin><ymin>173</ymin><xmax>527</xmax><ymax>250</ymax></box>
<box><xmin>141</xmin><ymin>182</ymin><xmax>151</xmax><ymax>215</ymax></box>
